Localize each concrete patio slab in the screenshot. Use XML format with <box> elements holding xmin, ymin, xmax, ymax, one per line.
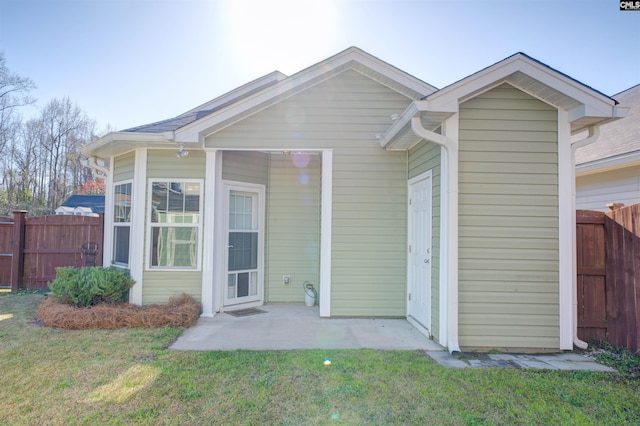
<box><xmin>170</xmin><ymin>303</ymin><xmax>616</xmax><ymax>373</ymax></box>
<box><xmin>170</xmin><ymin>303</ymin><xmax>443</xmax><ymax>351</ymax></box>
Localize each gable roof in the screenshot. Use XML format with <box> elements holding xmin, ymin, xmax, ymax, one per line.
<box><xmin>83</xmin><ymin>47</ymin><xmax>437</xmax><ymax>158</ymax></box>
<box><xmin>121</xmin><ymin>71</ymin><xmax>287</xmax><ymax>134</ymax></box>
<box><xmin>575</xmin><ymin>84</ymin><xmax>640</xmax><ymax>172</ymax></box>
<box><xmin>61</xmin><ymin>194</ymin><xmax>105</xmax><ymax>213</ymax></box>
<box><xmin>380</xmin><ymin>52</ymin><xmax>624</xmax><ymax>150</ymax></box>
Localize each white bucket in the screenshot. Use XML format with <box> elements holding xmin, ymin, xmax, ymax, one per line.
<box><xmin>304</xmin><ymin>282</ymin><xmax>316</xmax><ymax>307</ymax></box>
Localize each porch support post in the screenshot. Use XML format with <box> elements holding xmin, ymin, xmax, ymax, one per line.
<box><xmin>201</xmin><ymin>149</ymin><xmax>219</xmax><ymax>317</ymax></box>
<box><xmin>129</xmin><ymin>148</ymin><xmax>146</xmax><ymax>305</ymax></box>
<box><xmin>102</xmin><ymin>155</ymin><xmax>114</xmax><ymax>266</ymax></box>
<box><xmin>319</xmin><ymin>149</ymin><xmax>333</xmax><ymax>317</ymax></box>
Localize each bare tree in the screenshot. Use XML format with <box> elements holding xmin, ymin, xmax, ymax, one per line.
<box><xmin>0</xmin><ymin>53</ymin><xmax>36</xmax><ymax>153</ymax></box>
<box><xmin>38</xmin><ymin>97</ymin><xmax>96</xmax><ymax>209</ymax></box>
<box><xmin>0</xmin><ymin>55</ymin><xmax>99</xmax><ymax>215</ymax></box>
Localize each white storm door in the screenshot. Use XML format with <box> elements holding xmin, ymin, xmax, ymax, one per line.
<box><xmin>408</xmin><ymin>172</ymin><xmax>432</xmax><ymax>331</ymax></box>
<box><xmin>223</xmin><ymin>183</ymin><xmax>264</xmax><ymax>307</ymax></box>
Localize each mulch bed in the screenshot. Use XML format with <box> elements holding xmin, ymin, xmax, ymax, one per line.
<box><xmin>37</xmin><ymin>293</ymin><xmax>201</xmax><ymax>329</ymax></box>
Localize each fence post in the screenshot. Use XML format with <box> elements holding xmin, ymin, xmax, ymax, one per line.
<box><xmin>10</xmin><ymin>210</ymin><xmax>27</xmax><ymax>292</ymax></box>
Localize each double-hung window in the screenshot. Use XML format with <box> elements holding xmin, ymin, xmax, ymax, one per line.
<box><xmin>148</xmin><ymin>180</ymin><xmax>202</xmax><ymax>269</ymax></box>
<box><xmin>113</xmin><ymin>181</ymin><xmax>132</xmax><ymax>267</ymax></box>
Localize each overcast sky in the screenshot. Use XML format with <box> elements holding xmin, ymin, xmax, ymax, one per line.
<box><xmin>1</xmin><ymin>0</ymin><xmax>638</xmax><ymax>132</ymax></box>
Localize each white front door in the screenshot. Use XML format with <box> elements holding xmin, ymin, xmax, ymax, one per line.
<box><xmin>223</xmin><ymin>182</ymin><xmax>264</xmax><ymax>307</ymax></box>
<box><xmin>408</xmin><ymin>172</ymin><xmax>432</xmax><ymax>332</ymax></box>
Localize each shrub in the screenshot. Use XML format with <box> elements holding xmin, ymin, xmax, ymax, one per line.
<box><xmin>49</xmin><ymin>266</ymin><xmax>135</xmax><ymax>307</ymax></box>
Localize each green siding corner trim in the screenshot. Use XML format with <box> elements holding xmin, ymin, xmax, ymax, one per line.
<box><xmin>458</xmin><ymin>83</ymin><xmax>560</xmax><ymax>349</ymax></box>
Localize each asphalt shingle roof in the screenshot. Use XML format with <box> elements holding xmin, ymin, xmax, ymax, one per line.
<box><xmin>120</xmin><ymin>78</ymin><xmax>282</xmax><ymax>133</ymax></box>
<box><xmin>61</xmin><ymin>195</ymin><xmax>105</xmax><ymax>213</ymax></box>
<box><xmin>575</xmin><ymin>84</ymin><xmax>640</xmax><ymax>165</ymax></box>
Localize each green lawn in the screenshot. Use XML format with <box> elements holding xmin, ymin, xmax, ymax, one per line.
<box><xmin>1</xmin><ymin>293</ymin><xmax>638</xmax><ymax>425</ymax></box>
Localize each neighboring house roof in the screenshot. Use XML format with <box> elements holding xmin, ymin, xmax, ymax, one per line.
<box><xmin>60</xmin><ymin>195</ymin><xmax>105</xmax><ymax>214</ymax></box>
<box><xmin>575</xmin><ymin>84</ymin><xmax>640</xmax><ymax>173</ymax></box>
<box><xmin>82</xmin><ymin>46</ymin><xmax>438</xmax><ymax>158</ymax></box>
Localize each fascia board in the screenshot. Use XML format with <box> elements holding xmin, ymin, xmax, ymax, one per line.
<box><xmin>569</xmin><ymin>104</ymin><xmax>630</xmax><ymax>124</ymax></box>
<box><xmin>176</xmin><ymin>47</ymin><xmax>437</xmax><ymax>144</ymax></box>
<box><xmin>426</xmin><ymin>54</ymin><xmax>616</xmax><ymax>117</ymax></box>
<box><xmin>81</xmin><ymin>132</ymin><xmax>173</xmax><ymax>158</ymax></box>
<box><xmin>346</xmin><ymin>50</ymin><xmax>438</xmax><ymax>95</ymax></box>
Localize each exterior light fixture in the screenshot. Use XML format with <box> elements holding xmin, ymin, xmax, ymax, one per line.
<box><xmin>176</xmin><ymin>144</ymin><xmax>189</xmax><ymax>158</ymax></box>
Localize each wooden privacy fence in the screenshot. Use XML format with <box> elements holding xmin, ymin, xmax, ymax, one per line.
<box><xmin>576</xmin><ymin>210</ymin><xmax>607</xmax><ymax>342</ymax></box>
<box><xmin>0</xmin><ymin>211</ymin><xmax>104</xmax><ymax>290</ymax></box>
<box><xmin>577</xmin><ymin>206</ymin><xmax>640</xmax><ymax>353</ymax></box>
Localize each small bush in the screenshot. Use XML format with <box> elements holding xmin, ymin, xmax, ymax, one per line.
<box><xmin>49</xmin><ymin>266</ymin><xmax>135</xmax><ymax>307</ymax></box>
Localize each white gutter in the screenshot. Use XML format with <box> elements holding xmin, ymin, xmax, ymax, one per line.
<box><xmin>570</xmin><ymin>125</ymin><xmax>600</xmax><ymax>350</ymax></box>
<box><xmin>410</xmin><ymin>116</ymin><xmax>461</xmax><ymax>353</ymax></box>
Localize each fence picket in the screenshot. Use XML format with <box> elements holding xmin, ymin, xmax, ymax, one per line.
<box><xmin>1</xmin><ymin>212</ymin><xmax>103</xmax><ymax>290</ymax></box>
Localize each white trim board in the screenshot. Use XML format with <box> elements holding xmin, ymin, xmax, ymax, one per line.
<box><xmin>201</xmin><ymin>149</ymin><xmax>218</xmax><ymax>317</ymax></box>
<box><xmin>558</xmin><ymin>110</ymin><xmax>574</xmax><ymax>350</ymax></box>
<box><xmin>129</xmin><ymin>148</ymin><xmax>147</xmax><ymax>305</ymax></box>
<box><xmin>319</xmin><ymin>149</ymin><xmax>333</xmax><ymax>317</ymax></box>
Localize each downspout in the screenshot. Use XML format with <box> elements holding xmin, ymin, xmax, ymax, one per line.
<box><xmin>570</xmin><ymin>125</ymin><xmax>600</xmax><ymax>350</ymax></box>
<box><xmin>411</xmin><ymin>116</ymin><xmax>461</xmax><ymax>353</ymax></box>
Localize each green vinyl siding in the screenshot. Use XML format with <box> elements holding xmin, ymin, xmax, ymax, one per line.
<box><xmin>458</xmin><ymin>83</ymin><xmax>559</xmax><ymax>349</ymax></box>
<box><xmin>141</xmin><ymin>149</ymin><xmax>206</xmax><ymax>303</ymax></box>
<box><xmin>222</xmin><ymin>151</ymin><xmax>269</xmax><ymax>185</ymax></box>
<box><xmin>146</xmin><ymin>149</ymin><xmax>206</xmax><ymax>179</ymax></box>
<box><xmin>113</xmin><ymin>151</ymin><xmax>135</xmax><ymax>182</ymax></box>
<box><xmin>408</xmin><ymin>140</ymin><xmax>441</xmax><ymax>341</ymax></box>
<box><xmin>331</xmin><ymin>150</ymin><xmax>407</xmax><ymax>316</ymax></box>
<box><xmin>266</xmin><ymin>153</ymin><xmax>321</xmax><ymax>302</ymax></box>
<box><xmin>206</xmin><ymin>69</ymin><xmax>412</xmax><ymax>316</ymax></box>
<box><xmin>142</xmin><ymin>270</ymin><xmax>202</xmax><ymax>304</ymax></box>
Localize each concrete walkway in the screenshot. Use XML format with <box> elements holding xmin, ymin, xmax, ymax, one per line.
<box><xmin>428</xmin><ymin>351</ymin><xmax>616</xmax><ymax>371</ymax></box>
<box><xmin>170</xmin><ymin>303</ymin><xmax>615</xmax><ymax>372</ymax></box>
<box><xmin>171</xmin><ymin>303</ymin><xmax>442</xmax><ymax>351</ymax></box>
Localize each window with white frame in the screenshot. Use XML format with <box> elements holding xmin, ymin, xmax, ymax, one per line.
<box><xmin>113</xmin><ymin>181</ymin><xmax>132</xmax><ymax>266</ymax></box>
<box><xmin>148</xmin><ymin>180</ymin><xmax>202</xmax><ymax>269</ymax></box>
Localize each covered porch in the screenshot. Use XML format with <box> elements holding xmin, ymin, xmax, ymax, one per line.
<box><xmin>200</xmin><ymin>149</ymin><xmax>332</xmax><ymax>317</ymax></box>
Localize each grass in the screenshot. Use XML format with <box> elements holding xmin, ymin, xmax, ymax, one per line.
<box><xmin>1</xmin><ymin>293</ymin><xmax>639</xmax><ymax>425</ymax></box>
